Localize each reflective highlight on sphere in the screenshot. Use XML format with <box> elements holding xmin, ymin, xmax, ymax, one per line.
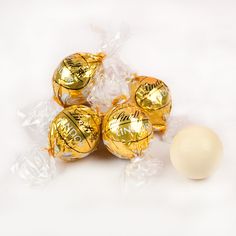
<box><xmin>48</xmin><ymin>105</ymin><xmax>101</xmax><ymax>161</ymax></box>
<box><xmin>130</xmin><ymin>76</ymin><xmax>172</xmax><ymax>132</ymax></box>
<box><xmin>53</xmin><ymin>52</ymin><xmax>105</xmax><ymax>107</ymax></box>
<box><xmin>102</xmin><ymin>103</ymin><xmax>153</xmax><ymax>160</ymax></box>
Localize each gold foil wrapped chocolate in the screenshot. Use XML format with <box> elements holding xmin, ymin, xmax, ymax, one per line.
<box><xmin>102</xmin><ymin>103</ymin><xmax>153</xmax><ymax>160</ymax></box>
<box><xmin>53</xmin><ymin>52</ymin><xmax>105</xmax><ymax>107</ymax></box>
<box><xmin>48</xmin><ymin>105</ymin><xmax>101</xmax><ymax>161</ymax></box>
<box><xmin>130</xmin><ymin>76</ymin><xmax>172</xmax><ymax>132</ymax></box>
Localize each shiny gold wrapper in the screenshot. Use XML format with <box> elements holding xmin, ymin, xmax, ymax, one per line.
<box><xmin>102</xmin><ymin>103</ymin><xmax>153</xmax><ymax>160</ymax></box>
<box><xmin>48</xmin><ymin>105</ymin><xmax>101</xmax><ymax>161</ymax></box>
<box><xmin>130</xmin><ymin>76</ymin><xmax>172</xmax><ymax>132</ymax></box>
<box><xmin>53</xmin><ymin>52</ymin><xmax>105</xmax><ymax>107</ymax></box>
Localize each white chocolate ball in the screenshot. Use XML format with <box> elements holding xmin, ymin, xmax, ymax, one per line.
<box><xmin>170</xmin><ymin>125</ymin><xmax>223</xmax><ymax>179</ymax></box>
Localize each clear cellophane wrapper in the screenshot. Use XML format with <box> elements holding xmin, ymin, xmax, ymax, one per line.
<box><xmin>12</xmin><ymin>24</ymin><xmax>192</xmax><ymax>187</ymax></box>
<box><xmin>87</xmin><ymin>26</ymin><xmax>133</xmax><ymax>114</ymax></box>
<box><xmin>17</xmin><ymin>99</ymin><xmax>63</xmax><ymax>145</ymax></box>
<box><xmin>11</xmin><ymin>146</ymin><xmax>56</xmax><ymax>186</ymax></box>
<box><xmin>161</xmin><ymin>115</ymin><xmax>192</xmax><ymax>143</ymax></box>
<box><xmin>87</xmin><ymin>28</ymin><xmax>192</xmax><ymax>186</ymax></box>
<box><xmin>12</xmin><ymin>100</ymin><xmax>62</xmax><ymax>186</ymax></box>
<box><xmin>124</xmin><ymin>138</ymin><xmax>165</xmax><ymax>187</ymax></box>
<box><xmin>124</xmin><ymin>115</ymin><xmax>192</xmax><ymax>187</ymax></box>
<box><xmin>12</xmin><ymin>27</ymin><xmax>133</xmax><ymax>186</ymax></box>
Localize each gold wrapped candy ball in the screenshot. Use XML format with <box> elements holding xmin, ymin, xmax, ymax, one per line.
<box><xmin>130</xmin><ymin>76</ymin><xmax>172</xmax><ymax>132</ymax></box>
<box><xmin>102</xmin><ymin>103</ymin><xmax>153</xmax><ymax>160</ymax></box>
<box><xmin>53</xmin><ymin>52</ymin><xmax>105</xmax><ymax>107</ymax></box>
<box><xmin>48</xmin><ymin>105</ymin><xmax>101</xmax><ymax>161</ymax></box>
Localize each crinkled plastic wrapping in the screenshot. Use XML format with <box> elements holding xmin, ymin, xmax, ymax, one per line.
<box><xmin>161</xmin><ymin>115</ymin><xmax>192</xmax><ymax>143</ymax></box>
<box><xmin>87</xmin><ymin>26</ymin><xmax>133</xmax><ymax>114</ymax></box>
<box><xmin>88</xmin><ymin>27</ymin><xmax>167</xmax><ymax>185</ymax></box>
<box><xmin>11</xmin><ymin>147</ymin><xmax>56</xmax><ymax>186</ymax></box>
<box><xmin>124</xmin><ymin>138</ymin><xmax>164</xmax><ymax>187</ymax></box>
<box><xmin>13</xmin><ymin>26</ymin><xmax>133</xmax><ymax>186</ymax></box>
<box><xmin>124</xmin><ymin>115</ymin><xmax>192</xmax><ymax>187</ymax></box>
<box><xmin>13</xmin><ymin>99</ymin><xmax>62</xmax><ymax>186</ymax></box>
<box><xmin>17</xmin><ymin>99</ymin><xmax>63</xmax><ymax>144</ymax></box>
<box><xmin>87</xmin><ymin>56</ymin><xmax>132</xmax><ymax>113</ymax></box>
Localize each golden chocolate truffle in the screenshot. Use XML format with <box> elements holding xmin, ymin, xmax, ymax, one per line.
<box><xmin>130</xmin><ymin>76</ymin><xmax>172</xmax><ymax>132</ymax></box>
<box><xmin>48</xmin><ymin>105</ymin><xmax>101</xmax><ymax>161</ymax></box>
<box><xmin>53</xmin><ymin>52</ymin><xmax>105</xmax><ymax>107</ymax></box>
<box><xmin>102</xmin><ymin>103</ymin><xmax>153</xmax><ymax>160</ymax></box>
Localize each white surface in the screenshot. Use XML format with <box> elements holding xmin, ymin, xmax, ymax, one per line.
<box><xmin>0</xmin><ymin>0</ymin><xmax>236</xmax><ymax>235</ymax></box>
<box><xmin>170</xmin><ymin>125</ymin><xmax>223</xmax><ymax>179</ymax></box>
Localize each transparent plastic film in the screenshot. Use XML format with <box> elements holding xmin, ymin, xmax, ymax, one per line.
<box><xmin>11</xmin><ymin>146</ymin><xmax>56</xmax><ymax>186</ymax></box>
<box><xmin>17</xmin><ymin>99</ymin><xmax>62</xmax><ymax>145</ymax></box>
<box><xmin>87</xmin><ymin>25</ymin><xmax>133</xmax><ymax>114</ymax></box>
<box><xmin>13</xmin><ymin>99</ymin><xmax>62</xmax><ymax>186</ymax></box>
<box><xmin>161</xmin><ymin>115</ymin><xmax>192</xmax><ymax>143</ymax></box>
<box><xmin>122</xmin><ymin>115</ymin><xmax>193</xmax><ymax>187</ymax></box>
<box><xmin>124</xmin><ymin>137</ymin><xmax>165</xmax><ymax>187</ymax></box>
<box><xmin>91</xmin><ymin>24</ymin><xmax>130</xmax><ymax>57</ymax></box>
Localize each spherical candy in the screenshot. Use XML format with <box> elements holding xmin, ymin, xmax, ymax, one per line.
<box><xmin>170</xmin><ymin>125</ymin><xmax>223</xmax><ymax>179</ymax></box>
<box><xmin>130</xmin><ymin>76</ymin><xmax>172</xmax><ymax>132</ymax></box>
<box><xmin>52</xmin><ymin>52</ymin><xmax>105</xmax><ymax>107</ymax></box>
<box><xmin>48</xmin><ymin>105</ymin><xmax>101</xmax><ymax>161</ymax></box>
<box><xmin>102</xmin><ymin>103</ymin><xmax>153</xmax><ymax>160</ymax></box>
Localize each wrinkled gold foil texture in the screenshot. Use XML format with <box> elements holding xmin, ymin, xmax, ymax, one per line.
<box><xmin>130</xmin><ymin>76</ymin><xmax>172</xmax><ymax>132</ymax></box>
<box><xmin>53</xmin><ymin>52</ymin><xmax>105</xmax><ymax>107</ymax></box>
<box><xmin>49</xmin><ymin>105</ymin><xmax>101</xmax><ymax>161</ymax></box>
<box><xmin>102</xmin><ymin>103</ymin><xmax>153</xmax><ymax>159</ymax></box>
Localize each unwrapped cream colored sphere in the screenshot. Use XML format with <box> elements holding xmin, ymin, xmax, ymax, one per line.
<box><xmin>170</xmin><ymin>125</ymin><xmax>223</xmax><ymax>179</ymax></box>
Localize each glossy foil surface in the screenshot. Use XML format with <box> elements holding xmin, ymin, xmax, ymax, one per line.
<box><xmin>49</xmin><ymin>105</ymin><xmax>101</xmax><ymax>161</ymax></box>
<box><xmin>53</xmin><ymin>52</ymin><xmax>104</xmax><ymax>107</ymax></box>
<box><xmin>102</xmin><ymin>103</ymin><xmax>153</xmax><ymax>159</ymax></box>
<box><xmin>130</xmin><ymin>76</ymin><xmax>172</xmax><ymax>132</ymax></box>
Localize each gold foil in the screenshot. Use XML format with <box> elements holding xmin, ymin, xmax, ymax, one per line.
<box><xmin>53</xmin><ymin>52</ymin><xmax>105</xmax><ymax>107</ymax></box>
<box><xmin>48</xmin><ymin>105</ymin><xmax>101</xmax><ymax>161</ymax></box>
<box><xmin>102</xmin><ymin>103</ymin><xmax>153</xmax><ymax>160</ymax></box>
<box><xmin>130</xmin><ymin>76</ymin><xmax>172</xmax><ymax>132</ymax></box>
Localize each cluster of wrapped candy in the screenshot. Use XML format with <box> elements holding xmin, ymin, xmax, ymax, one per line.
<box><xmin>14</xmin><ymin>46</ymin><xmax>223</xmax><ymax>186</ymax></box>
<box><xmin>48</xmin><ymin>51</ymin><xmax>223</xmax><ymax>183</ymax></box>
<box><xmin>14</xmin><ymin>22</ymin><xmax>224</xmax><ymax>187</ymax></box>
<box><xmin>49</xmin><ymin>51</ymin><xmax>172</xmax><ymax>162</ymax></box>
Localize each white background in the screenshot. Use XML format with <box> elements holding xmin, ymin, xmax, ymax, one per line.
<box><xmin>0</xmin><ymin>0</ymin><xmax>236</xmax><ymax>235</ymax></box>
